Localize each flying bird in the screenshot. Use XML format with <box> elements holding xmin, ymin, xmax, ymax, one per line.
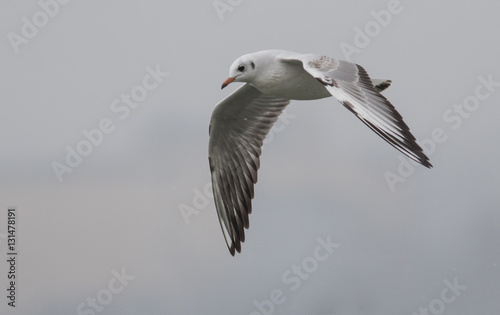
<box><xmin>208</xmin><ymin>50</ymin><xmax>431</xmax><ymax>255</ymax></box>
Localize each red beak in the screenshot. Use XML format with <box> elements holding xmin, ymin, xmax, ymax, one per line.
<box><xmin>221</xmin><ymin>77</ymin><xmax>235</xmax><ymax>89</ymax></box>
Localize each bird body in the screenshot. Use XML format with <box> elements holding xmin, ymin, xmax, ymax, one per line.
<box><xmin>235</xmin><ymin>50</ymin><xmax>331</xmax><ymax>100</ymax></box>
<box><xmin>210</xmin><ymin>50</ymin><xmax>431</xmax><ymax>255</ymax></box>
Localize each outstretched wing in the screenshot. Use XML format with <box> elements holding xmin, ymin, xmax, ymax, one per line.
<box><xmin>209</xmin><ymin>84</ymin><xmax>290</xmax><ymax>255</ymax></box>
<box><xmin>280</xmin><ymin>53</ymin><xmax>432</xmax><ymax>168</ymax></box>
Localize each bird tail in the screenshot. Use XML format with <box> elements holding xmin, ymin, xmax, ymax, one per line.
<box><xmin>371</xmin><ymin>79</ymin><xmax>392</xmax><ymax>92</ymax></box>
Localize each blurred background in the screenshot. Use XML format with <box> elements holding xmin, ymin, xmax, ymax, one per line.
<box><xmin>0</xmin><ymin>1</ymin><xmax>499</xmax><ymax>314</ymax></box>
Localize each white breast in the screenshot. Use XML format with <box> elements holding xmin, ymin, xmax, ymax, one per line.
<box><xmin>250</xmin><ymin>59</ymin><xmax>331</xmax><ymax>100</ymax></box>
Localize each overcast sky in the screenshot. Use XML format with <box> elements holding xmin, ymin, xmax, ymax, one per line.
<box><xmin>1</xmin><ymin>1</ymin><xmax>499</xmax><ymax>314</ymax></box>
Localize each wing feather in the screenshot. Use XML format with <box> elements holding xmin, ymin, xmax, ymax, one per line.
<box><xmin>282</xmin><ymin>54</ymin><xmax>432</xmax><ymax>168</ymax></box>
<box><xmin>209</xmin><ymin>84</ymin><xmax>290</xmax><ymax>255</ymax></box>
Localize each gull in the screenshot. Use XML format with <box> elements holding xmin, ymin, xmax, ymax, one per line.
<box><xmin>208</xmin><ymin>50</ymin><xmax>432</xmax><ymax>255</ymax></box>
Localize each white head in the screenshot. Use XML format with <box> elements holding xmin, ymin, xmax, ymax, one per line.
<box><xmin>221</xmin><ymin>54</ymin><xmax>257</xmax><ymax>89</ymax></box>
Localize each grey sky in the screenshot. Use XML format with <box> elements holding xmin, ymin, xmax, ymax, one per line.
<box><xmin>0</xmin><ymin>1</ymin><xmax>499</xmax><ymax>314</ymax></box>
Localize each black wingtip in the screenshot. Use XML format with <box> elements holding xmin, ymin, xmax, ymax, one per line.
<box><xmin>374</xmin><ymin>80</ymin><xmax>392</xmax><ymax>92</ymax></box>
<box><xmin>421</xmin><ymin>158</ymin><xmax>433</xmax><ymax>169</ymax></box>
<box><xmin>228</xmin><ymin>243</ymin><xmax>241</xmax><ymax>256</ymax></box>
<box><xmin>405</xmin><ymin>145</ymin><xmax>433</xmax><ymax>169</ymax></box>
<box><xmin>413</xmin><ymin>146</ymin><xmax>433</xmax><ymax>169</ymax></box>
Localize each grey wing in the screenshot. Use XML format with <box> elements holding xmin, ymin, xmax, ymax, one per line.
<box><xmin>209</xmin><ymin>84</ymin><xmax>290</xmax><ymax>255</ymax></box>
<box><xmin>281</xmin><ymin>54</ymin><xmax>432</xmax><ymax>168</ymax></box>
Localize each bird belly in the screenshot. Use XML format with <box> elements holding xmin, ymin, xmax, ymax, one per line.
<box><xmin>253</xmin><ymin>65</ymin><xmax>332</xmax><ymax>100</ymax></box>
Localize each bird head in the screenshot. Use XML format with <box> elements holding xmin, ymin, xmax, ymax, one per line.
<box><xmin>221</xmin><ymin>55</ymin><xmax>256</xmax><ymax>89</ymax></box>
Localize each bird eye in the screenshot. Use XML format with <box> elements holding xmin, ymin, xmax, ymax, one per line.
<box><xmin>237</xmin><ymin>65</ymin><xmax>245</xmax><ymax>72</ymax></box>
